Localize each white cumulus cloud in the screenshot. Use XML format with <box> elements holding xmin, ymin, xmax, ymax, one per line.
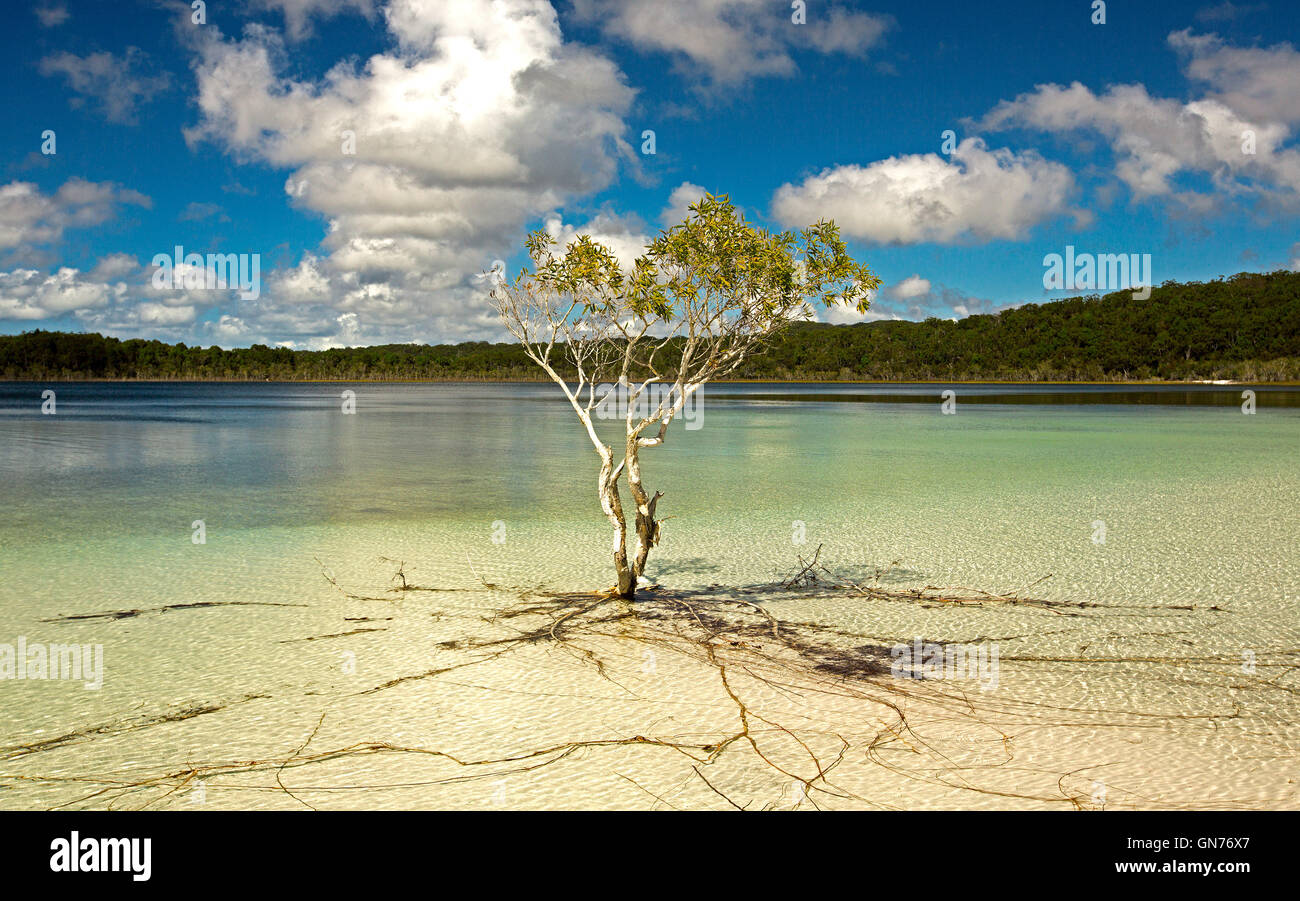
<box><xmin>182</xmin><ymin>0</ymin><xmax>635</xmax><ymax>346</ymax></box>
<box><xmin>0</xmin><ymin>179</ymin><xmax>150</xmax><ymax>259</ymax></box>
<box><xmin>569</xmin><ymin>0</ymin><xmax>892</xmax><ymax>86</ymax></box>
<box><xmin>39</xmin><ymin>48</ymin><xmax>171</xmax><ymax>124</ymax></box>
<box><xmin>772</xmin><ymin>138</ymin><xmax>1081</xmax><ymax>244</ymax></box>
<box><xmin>979</xmin><ymin>31</ymin><xmax>1300</xmax><ymax>211</ymax></box>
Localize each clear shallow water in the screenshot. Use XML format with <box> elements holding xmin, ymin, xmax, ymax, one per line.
<box><xmin>0</xmin><ymin>381</ymin><xmax>1297</xmax><ymax>809</ymax></box>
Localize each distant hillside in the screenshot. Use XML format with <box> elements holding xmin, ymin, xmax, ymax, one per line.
<box><xmin>3</xmin><ymin>271</ymin><xmax>1299</xmax><ymax>382</ymax></box>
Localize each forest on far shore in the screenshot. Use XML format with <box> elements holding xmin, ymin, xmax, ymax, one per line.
<box><xmin>3</xmin><ymin>270</ymin><xmax>1299</xmax><ymax>382</ymax></box>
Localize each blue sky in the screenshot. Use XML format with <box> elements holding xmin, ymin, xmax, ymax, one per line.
<box><xmin>2</xmin><ymin>0</ymin><xmax>1298</xmax><ymax>347</ymax></box>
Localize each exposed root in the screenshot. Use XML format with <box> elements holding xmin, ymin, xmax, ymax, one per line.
<box><xmin>0</xmin><ymin>695</ymin><xmax>269</xmax><ymax>762</ymax></box>
<box><xmin>278</xmin><ymin>628</ymin><xmax>387</xmax><ymax>643</ymax></box>
<box><xmin>781</xmin><ymin>544</ymin><xmax>1227</xmax><ymax>615</ymax></box>
<box><xmin>8</xmin><ymin>551</ymin><xmax>1294</xmax><ymax>811</ymax></box>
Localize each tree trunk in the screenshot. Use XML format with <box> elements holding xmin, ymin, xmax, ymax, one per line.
<box><xmin>625</xmin><ymin>439</ymin><xmax>662</xmax><ymax>592</ymax></box>
<box><xmin>597</xmin><ymin>454</ymin><xmax>635</xmax><ymax>598</ymax></box>
<box><xmin>632</xmin><ymin>490</ymin><xmax>662</xmax><ymax>580</ymax></box>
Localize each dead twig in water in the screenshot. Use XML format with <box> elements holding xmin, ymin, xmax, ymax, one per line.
<box><xmin>41</xmin><ymin>602</ymin><xmax>307</xmax><ymax>623</ymax></box>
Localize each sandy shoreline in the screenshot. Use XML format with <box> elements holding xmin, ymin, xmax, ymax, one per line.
<box><xmin>3</xmin><ymin>566</ymin><xmax>1295</xmax><ymax>811</ymax></box>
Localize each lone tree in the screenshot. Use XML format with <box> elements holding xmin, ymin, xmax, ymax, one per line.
<box><xmin>489</xmin><ymin>194</ymin><xmax>878</xmax><ymax>598</ymax></box>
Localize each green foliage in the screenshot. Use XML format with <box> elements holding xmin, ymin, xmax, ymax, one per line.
<box><xmin>517</xmin><ymin>194</ymin><xmax>878</xmax><ymax>325</ymax></box>
<box><xmin>4</xmin><ymin>270</ymin><xmax>1300</xmax><ymax>381</ymax></box>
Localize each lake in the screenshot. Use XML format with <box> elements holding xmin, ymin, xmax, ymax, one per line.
<box><xmin>0</xmin><ymin>381</ymin><xmax>1297</xmax><ymax>809</ymax></box>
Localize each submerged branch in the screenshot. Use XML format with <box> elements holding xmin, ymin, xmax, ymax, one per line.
<box><xmin>41</xmin><ymin>602</ymin><xmax>308</xmax><ymax>623</ymax></box>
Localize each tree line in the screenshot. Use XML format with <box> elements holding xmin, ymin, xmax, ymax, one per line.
<box><xmin>3</xmin><ymin>270</ymin><xmax>1298</xmax><ymax>382</ymax></box>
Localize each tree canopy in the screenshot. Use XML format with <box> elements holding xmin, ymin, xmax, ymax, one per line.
<box><xmin>486</xmin><ymin>193</ymin><xmax>882</xmax><ymax>597</ymax></box>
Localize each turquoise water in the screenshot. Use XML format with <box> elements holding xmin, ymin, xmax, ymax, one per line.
<box><xmin>0</xmin><ymin>382</ymin><xmax>1297</xmax><ymax>809</ymax></box>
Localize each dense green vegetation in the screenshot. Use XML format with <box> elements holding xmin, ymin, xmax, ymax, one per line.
<box><xmin>3</xmin><ymin>271</ymin><xmax>1299</xmax><ymax>381</ymax></box>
